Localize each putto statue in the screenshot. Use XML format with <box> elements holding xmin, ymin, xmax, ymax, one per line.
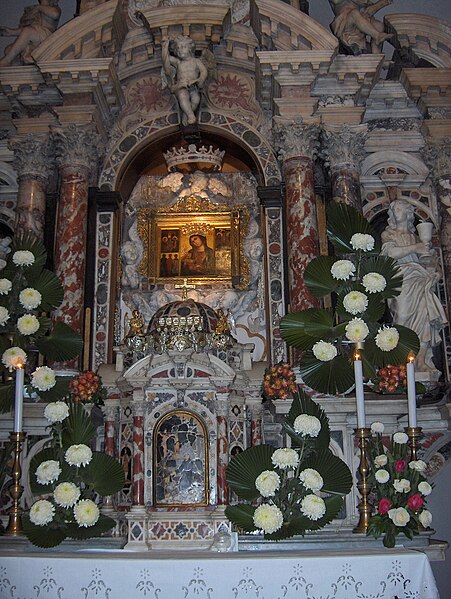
<box><xmin>161</xmin><ymin>35</ymin><xmax>212</xmax><ymax>126</ymax></box>
<box><xmin>329</xmin><ymin>0</ymin><xmax>393</xmax><ymax>55</ymax></box>
<box><xmin>0</xmin><ymin>0</ymin><xmax>61</xmax><ymax>66</ymax></box>
<box><xmin>381</xmin><ymin>199</ymin><xmax>448</xmax><ymax>376</ymax></box>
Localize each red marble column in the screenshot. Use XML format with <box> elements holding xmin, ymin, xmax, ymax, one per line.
<box><xmin>131</xmin><ymin>400</ymin><xmax>145</xmax><ymax>507</ymax></box>
<box><xmin>53</xmin><ymin>125</ymin><xmax>99</xmax><ymax>336</ymax></box>
<box><xmin>216</xmin><ymin>396</ymin><xmax>229</xmax><ymax>505</ymax></box>
<box><xmin>10</xmin><ymin>134</ymin><xmax>51</xmax><ymax>239</ymax></box>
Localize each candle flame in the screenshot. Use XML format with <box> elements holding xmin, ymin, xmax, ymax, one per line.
<box><xmin>408</xmin><ymin>353</ymin><xmax>415</xmax><ymax>363</ymax></box>
<box><xmin>354</xmin><ymin>351</ymin><xmax>361</xmax><ymax>361</ymax></box>
<box><xmin>16</xmin><ymin>360</ymin><xmax>24</xmax><ymax>369</ymax></box>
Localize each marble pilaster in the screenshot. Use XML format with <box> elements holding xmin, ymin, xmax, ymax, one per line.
<box><xmin>321</xmin><ymin>125</ymin><xmax>367</xmax><ymax>209</ymax></box>
<box><xmin>101</xmin><ymin>399</ymin><xmax>119</xmax><ymax>514</ymax></box>
<box><xmin>275</xmin><ymin>123</ymin><xmax>321</xmax><ymax>313</ymax></box>
<box><xmin>9</xmin><ymin>134</ymin><xmax>51</xmax><ymax>238</ymax></box>
<box><xmin>131</xmin><ymin>398</ymin><xmax>146</xmax><ymax>508</ymax></box>
<box><xmin>247</xmin><ymin>398</ymin><xmax>264</xmax><ymax>447</ymax></box>
<box><xmin>216</xmin><ymin>395</ymin><xmax>229</xmax><ymax>505</ymax></box>
<box><xmin>53</xmin><ymin>125</ymin><xmax>100</xmax><ymax>336</ymax></box>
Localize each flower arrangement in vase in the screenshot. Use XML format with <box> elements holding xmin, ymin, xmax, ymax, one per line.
<box><xmin>280</xmin><ymin>203</ymin><xmax>420</xmax><ymax>394</ymax></box>
<box><xmin>0</xmin><ymin>233</ymin><xmax>83</xmax><ymax>412</ymax></box>
<box><xmin>24</xmin><ymin>400</ymin><xmax>125</xmax><ymax>547</ymax></box>
<box><xmin>262</xmin><ymin>361</ymin><xmax>297</xmax><ymax>402</ymax></box>
<box><xmin>225</xmin><ymin>389</ymin><xmax>352</xmax><ymax>539</ymax></box>
<box><xmin>366</xmin><ymin>422</ymin><xmax>432</xmax><ymax>548</ymax></box>
<box><xmin>69</xmin><ymin>370</ymin><xmax>107</xmax><ymax>407</ymax></box>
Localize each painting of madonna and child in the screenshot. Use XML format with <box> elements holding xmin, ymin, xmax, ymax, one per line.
<box><xmin>158</xmin><ymin>227</ymin><xmax>231</xmax><ymax>280</ymax></box>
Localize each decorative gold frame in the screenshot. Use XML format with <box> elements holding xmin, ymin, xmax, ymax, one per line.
<box><xmin>152</xmin><ymin>410</ymin><xmax>209</xmax><ymax>508</ymax></box>
<box><xmin>138</xmin><ymin>196</ymin><xmax>250</xmax><ymax>289</ymax></box>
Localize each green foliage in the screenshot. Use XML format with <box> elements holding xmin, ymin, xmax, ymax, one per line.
<box><xmin>226</xmin><ymin>445</ymin><xmax>275</xmax><ymax>500</ymax></box>
<box><xmin>35</xmin><ymin>321</ymin><xmax>84</xmax><ymax>362</ymax></box>
<box><xmin>83</xmin><ymin>452</ymin><xmax>126</xmax><ymax>496</ymax></box>
<box><xmin>61</xmin><ymin>401</ymin><xmax>97</xmax><ymax>447</ymax></box>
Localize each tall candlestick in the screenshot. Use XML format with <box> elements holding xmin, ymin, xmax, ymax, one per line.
<box><xmin>407</xmin><ymin>354</ymin><xmax>417</xmax><ymax>428</ymax></box>
<box><xmin>354</xmin><ymin>351</ymin><xmax>365</xmax><ymax>428</ymax></box>
<box><xmin>14</xmin><ymin>364</ymin><xmax>24</xmax><ymax>433</ymax></box>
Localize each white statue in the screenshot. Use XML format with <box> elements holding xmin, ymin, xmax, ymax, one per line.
<box><xmin>161</xmin><ymin>36</ymin><xmax>209</xmax><ymax>126</ymax></box>
<box><xmin>381</xmin><ymin>199</ymin><xmax>448</xmax><ymax>374</ymax></box>
<box><xmin>329</xmin><ymin>0</ymin><xmax>393</xmax><ymax>55</ymax></box>
<box><xmin>0</xmin><ymin>0</ymin><xmax>61</xmax><ymax>67</ymax></box>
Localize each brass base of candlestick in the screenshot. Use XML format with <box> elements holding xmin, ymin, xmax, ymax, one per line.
<box><xmin>353</xmin><ymin>427</ymin><xmax>372</xmax><ymax>534</ymax></box>
<box><xmin>4</xmin><ymin>431</ymin><xmax>26</xmax><ymax>536</ymax></box>
<box><xmin>405</xmin><ymin>426</ymin><xmax>423</xmax><ymax>462</ymax></box>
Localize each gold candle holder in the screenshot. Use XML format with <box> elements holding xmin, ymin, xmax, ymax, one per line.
<box><xmin>405</xmin><ymin>426</ymin><xmax>423</xmax><ymax>462</ymax></box>
<box><xmin>353</xmin><ymin>427</ymin><xmax>372</xmax><ymax>533</ymax></box>
<box><xmin>5</xmin><ymin>431</ymin><xmax>26</xmax><ymax>536</ymax></box>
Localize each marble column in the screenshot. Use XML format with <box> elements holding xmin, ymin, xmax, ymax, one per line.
<box><xmin>322</xmin><ymin>125</ymin><xmax>367</xmax><ymax>209</ymax></box>
<box><xmin>52</xmin><ymin>124</ymin><xmax>100</xmax><ymax>335</ymax></box>
<box><xmin>247</xmin><ymin>398</ymin><xmax>264</xmax><ymax>447</ymax></box>
<box><xmin>216</xmin><ymin>395</ymin><xmax>229</xmax><ymax>505</ymax></box>
<box><xmin>9</xmin><ymin>134</ymin><xmax>51</xmax><ymax>238</ymax></box>
<box><xmin>131</xmin><ymin>398</ymin><xmax>146</xmax><ymax>508</ymax></box>
<box><xmin>275</xmin><ymin>123</ymin><xmax>320</xmax><ymax>313</ymax></box>
<box><xmin>101</xmin><ymin>399</ymin><xmax>119</xmax><ymax>514</ymax></box>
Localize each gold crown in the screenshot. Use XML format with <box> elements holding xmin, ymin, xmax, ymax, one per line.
<box><xmin>163</xmin><ymin>143</ymin><xmax>225</xmax><ymax>173</ymax></box>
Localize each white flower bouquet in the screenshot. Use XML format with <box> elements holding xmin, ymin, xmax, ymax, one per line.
<box><xmin>0</xmin><ymin>233</ymin><xmax>83</xmax><ymax>411</ymax></box>
<box><xmin>24</xmin><ymin>401</ymin><xmax>125</xmax><ymax>548</ymax></box>
<box><xmin>225</xmin><ymin>390</ymin><xmax>352</xmax><ymax>539</ymax></box>
<box><xmin>280</xmin><ymin>203</ymin><xmax>420</xmax><ymax>394</ymax></box>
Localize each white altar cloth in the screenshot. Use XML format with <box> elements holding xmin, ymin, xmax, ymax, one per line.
<box><xmin>0</xmin><ymin>547</ymin><xmax>439</xmax><ymax>599</ymax></box>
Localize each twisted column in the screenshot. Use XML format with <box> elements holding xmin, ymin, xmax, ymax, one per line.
<box><xmin>9</xmin><ymin>134</ymin><xmax>52</xmax><ymax>239</ymax></box>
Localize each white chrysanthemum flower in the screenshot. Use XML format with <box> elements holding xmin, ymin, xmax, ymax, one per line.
<box><xmin>12</xmin><ymin>250</ymin><xmax>35</xmax><ymax>267</ymax></box>
<box><xmin>299</xmin><ymin>468</ymin><xmax>324</xmax><ymax>492</ymax></box>
<box><xmin>2</xmin><ymin>346</ymin><xmax>27</xmax><ymax>371</ymax></box>
<box><xmin>345</xmin><ymin>318</ymin><xmax>369</xmax><ymax>342</ymax></box>
<box><xmin>54</xmin><ymin>482</ymin><xmax>81</xmax><ymax>508</ymax></box>
<box><xmin>418</xmin><ymin>481</ymin><xmax>432</xmax><ymax>496</ymax></box>
<box><xmin>29</xmin><ymin>499</ymin><xmax>55</xmax><ymax>526</ymax></box>
<box><xmin>393</xmin><ymin>432</ymin><xmax>409</xmax><ymax>445</ymax></box>
<box><xmin>393</xmin><ymin>478</ymin><xmax>411</xmax><ymax>493</ymax></box>
<box><xmin>388</xmin><ymin>507</ymin><xmax>410</xmax><ymax>527</ymax></box>
<box><xmin>0</xmin><ymin>306</ymin><xmax>10</xmax><ymax>326</ymax></box>
<box><xmin>375</xmin><ymin>326</ymin><xmax>399</xmax><ymax>352</ymax></box>
<box><xmin>31</xmin><ymin>366</ymin><xmax>56</xmax><ymax>392</ymax></box>
<box><xmin>44</xmin><ymin>401</ymin><xmax>69</xmax><ymax>424</ymax></box>
<box><xmin>362</xmin><ymin>272</ymin><xmax>387</xmax><ymax>294</ymax></box>
<box><xmin>74</xmin><ymin>499</ymin><xmax>100</xmax><ymax>528</ymax></box>
<box><xmin>36</xmin><ymin>460</ymin><xmax>61</xmax><ymax>485</ymax></box>
<box><xmin>312</xmin><ymin>340</ymin><xmax>337</xmax><ymax>362</ymax></box>
<box><xmin>293</xmin><ymin>414</ymin><xmax>321</xmax><ymax>437</ymax></box>
<box><xmin>374</xmin><ymin>454</ymin><xmax>388</xmax><ymax>468</ymax></box>
<box><xmin>343</xmin><ymin>291</ymin><xmax>368</xmax><ymax>315</ymax></box>
<box><xmin>375</xmin><ymin>469</ymin><xmax>389</xmax><ymax>483</ymax></box>
<box><xmin>419</xmin><ymin>510</ymin><xmax>432</xmax><ymax>528</ymax></box>
<box><xmin>255</xmin><ymin>470</ymin><xmax>281</xmax><ymax>498</ymax></box>
<box><xmin>65</xmin><ymin>444</ymin><xmax>93</xmax><ymax>467</ymax></box>
<box><xmin>271</xmin><ymin>448</ymin><xmax>299</xmax><ymax>469</ymax></box>
<box><xmin>19</xmin><ymin>288</ymin><xmax>42</xmax><ymax>310</ymax></box>
<box><xmin>370</xmin><ymin>422</ymin><xmax>385</xmax><ymax>434</ymax></box>
<box><xmin>350</xmin><ymin>233</ymin><xmax>375</xmax><ymax>252</ymax></box>
<box><xmin>409</xmin><ymin>460</ymin><xmax>427</xmax><ymax>472</ymax></box>
<box><xmin>253</xmin><ymin>503</ymin><xmax>284</xmax><ymax>534</ymax></box>
<box><xmin>17</xmin><ymin>314</ymin><xmax>40</xmax><ymax>336</ymax></box>
<box><xmin>0</xmin><ymin>278</ymin><xmax>12</xmax><ymax>295</ymax></box>
<box><xmin>330</xmin><ymin>259</ymin><xmax>355</xmax><ymax>281</ymax></box>
<box><xmin>300</xmin><ymin>494</ymin><xmax>326</xmax><ymax>521</ymax></box>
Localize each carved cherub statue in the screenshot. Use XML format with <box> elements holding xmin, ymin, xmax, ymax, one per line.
<box><xmin>329</xmin><ymin>0</ymin><xmax>393</xmax><ymax>55</ymax></box>
<box><xmin>161</xmin><ymin>35</ymin><xmax>214</xmax><ymax>126</ymax></box>
<box><xmin>0</xmin><ymin>0</ymin><xmax>61</xmax><ymax>67</ymax></box>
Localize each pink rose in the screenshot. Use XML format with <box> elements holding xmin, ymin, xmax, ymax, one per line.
<box><xmin>407</xmin><ymin>494</ymin><xmax>424</xmax><ymax>511</ymax></box>
<box><xmin>378</xmin><ymin>498</ymin><xmax>391</xmax><ymax>515</ymax></box>
<box><xmin>395</xmin><ymin>459</ymin><xmax>406</xmax><ymax>473</ymax></box>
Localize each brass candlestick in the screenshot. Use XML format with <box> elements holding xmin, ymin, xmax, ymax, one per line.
<box><xmin>405</xmin><ymin>426</ymin><xmax>423</xmax><ymax>462</ymax></box>
<box><xmin>353</xmin><ymin>427</ymin><xmax>372</xmax><ymax>533</ymax></box>
<box><xmin>5</xmin><ymin>431</ymin><xmax>26</xmax><ymax>536</ymax></box>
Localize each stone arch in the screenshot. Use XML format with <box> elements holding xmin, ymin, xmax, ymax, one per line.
<box><xmin>99</xmin><ymin>111</ymin><xmax>281</xmax><ymax>194</ymax></box>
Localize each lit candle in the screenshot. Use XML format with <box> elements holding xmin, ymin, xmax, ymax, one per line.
<box><xmin>407</xmin><ymin>354</ymin><xmax>417</xmax><ymax>428</ymax></box>
<box><xmin>354</xmin><ymin>351</ymin><xmax>366</xmax><ymax>428</ymax></box>
<box><xmin>14</xmin><ymin>361</ymin><xmax>25</xmax><ymax>433</ymax></box>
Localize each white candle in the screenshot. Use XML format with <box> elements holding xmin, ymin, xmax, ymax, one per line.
<box><xmin>14</xmin><ymin>364</ymin><xmax>25</xmax><ymax>433</ymax></box>
<box><xmin>407</xmin><ymin>356</ymin><xmax>417</xmax><ymax>428</ymax></box>
<box><xmin>354</xmin><ymin>352</ymin><xmax>366</xmax><ymax>428</ymax></box>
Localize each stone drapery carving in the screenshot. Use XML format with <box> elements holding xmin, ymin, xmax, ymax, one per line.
<box><xmin>0</xmin><ymin>0</ymin><xmax>61</xmax><ymax>66</ymax></box>
<box><xmin>329</xmin><ymin>0</ymin><xmax>393</xmax><ymax>55</ymax></box>
<box><xmin>381</xmin><ymin>199</ymin><xmax>448</xmax><ymax>375</ymax></box>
